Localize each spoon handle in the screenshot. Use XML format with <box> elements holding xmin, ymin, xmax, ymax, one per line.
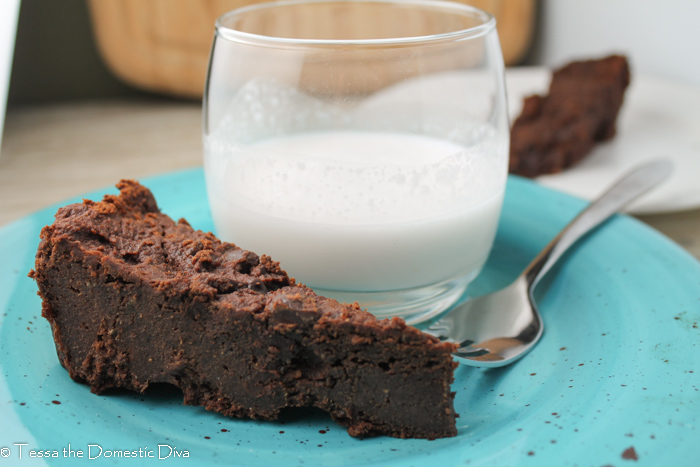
<box><xmin>526</xmin><ymin>159</ymin><xmax>673</xmax><ymax>288</ymax></box>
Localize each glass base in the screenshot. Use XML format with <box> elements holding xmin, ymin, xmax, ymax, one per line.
<box><xmin>311</xmin><ymin>271</ymin><xmax>477</xmax><ymax>326</ymax></box>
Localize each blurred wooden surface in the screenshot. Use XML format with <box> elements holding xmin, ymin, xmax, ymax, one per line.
<box><xmin>87</xmin><ymin>0</ymin><xmax>536</xmax><ymax>98</ymax></box>
<box><xmin>0</xmin><ymin>100</ymin><xmax>201</xmax><ymax>223</ymax></box>
<box><xmin>1</xmin><ymin>99</ymin><xmax>699</xmax><ymax>262</ymax></box>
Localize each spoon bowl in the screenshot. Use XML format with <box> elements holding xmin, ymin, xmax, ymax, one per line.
<box><xmin>426</xmin><ymin>275</ymin><xmax>539</xmax><ymax>367</ymax></box>
<box><xmin>423</xmin><ymin>159</ymin><xmax>673</xmax><ymax>367</ymax></box>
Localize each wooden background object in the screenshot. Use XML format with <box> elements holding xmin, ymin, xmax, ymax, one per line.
<box><xmin>87</xmin><ymin>0</ymin><xmax>536</xmax><ymax>99</ymax></box>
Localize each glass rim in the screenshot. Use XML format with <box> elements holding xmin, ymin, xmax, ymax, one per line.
<box><xmin>215</xmin><ymin>0</ymin><xmax>496</xmax><ymax>47</ymax></box>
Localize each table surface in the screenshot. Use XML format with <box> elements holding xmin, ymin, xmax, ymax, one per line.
<box><xmin>2</xmin><ymin>99</ymin><xmax>700</xmax><ymax>261</ymax></box>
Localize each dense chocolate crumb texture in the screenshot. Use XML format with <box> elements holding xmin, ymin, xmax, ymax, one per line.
<box><xmin>30</xmin><ymin>180</ymin><xmax>458</xmax><ymax>439</ymax></box>
<box><xmin>509</xmin><ymin>54</ymin><xmax>631</xmax><ymax>177</ymax></box>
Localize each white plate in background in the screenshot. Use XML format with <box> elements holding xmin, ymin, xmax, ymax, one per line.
<box><xmin>506</xmin><ymin>67</ymin><xmax>700</xmax><ymax>214</ymax></box>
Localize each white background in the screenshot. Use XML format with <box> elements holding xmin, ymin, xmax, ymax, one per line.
<box><xmin>0</xmin><ymin>0</ymin><xmax>20</xmax><ymax>157</ymax></box>
<box><xmin>531</xmin><ymin>0</ymin><xmax>700</xmax><ymax>87</ymax></box>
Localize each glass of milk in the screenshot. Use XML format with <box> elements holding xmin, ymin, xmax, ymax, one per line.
<box><xmin>204</xmin><ymin>0</ymin><xmax>509</xmax><ymax>324</ymax></box>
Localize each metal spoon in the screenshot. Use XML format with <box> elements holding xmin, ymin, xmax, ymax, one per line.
<box><xmin>423</xmin><ymin>159</ymin><xmax>673</xmax><ymax>368</ymax></box>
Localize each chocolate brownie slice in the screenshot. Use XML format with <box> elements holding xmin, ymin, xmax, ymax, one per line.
<box><xmin>30</xmin><ymin>180</ymin><xmax>458</xmax><ymax>439</ymax></box>
<box><xmin>509</xmin><ymin>55</ymin><xmax>631</xmax><ymax>177</ymax></box>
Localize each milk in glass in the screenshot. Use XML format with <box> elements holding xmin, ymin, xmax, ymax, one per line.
<box><xmin>205</xmin><ymin>129</ymin><xmax>505</xmax><ymax>295</ymax></box>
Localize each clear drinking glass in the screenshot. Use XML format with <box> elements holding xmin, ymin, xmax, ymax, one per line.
<box><xmin>203</xmin><ymin>0</ymin><xmax>509</xmax><ymax>324</ymax></box>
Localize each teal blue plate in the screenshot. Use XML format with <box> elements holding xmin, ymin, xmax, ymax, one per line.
<box><xmin>1</xmin><ymin>169</ymin><xmax>698</xmax><ymax>466</ymax></box>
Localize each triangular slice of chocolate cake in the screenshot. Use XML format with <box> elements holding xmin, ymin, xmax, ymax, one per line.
<box><xmin>30</xmin><ymin>180</ymin><xmax>458</xmax><ymax>439</ymax></box>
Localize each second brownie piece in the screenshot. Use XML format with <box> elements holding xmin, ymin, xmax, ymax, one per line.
<box><xmin>509</xmin><ymin>55</ymin><xmax>631</xmax><ymax>177</ymax></box>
